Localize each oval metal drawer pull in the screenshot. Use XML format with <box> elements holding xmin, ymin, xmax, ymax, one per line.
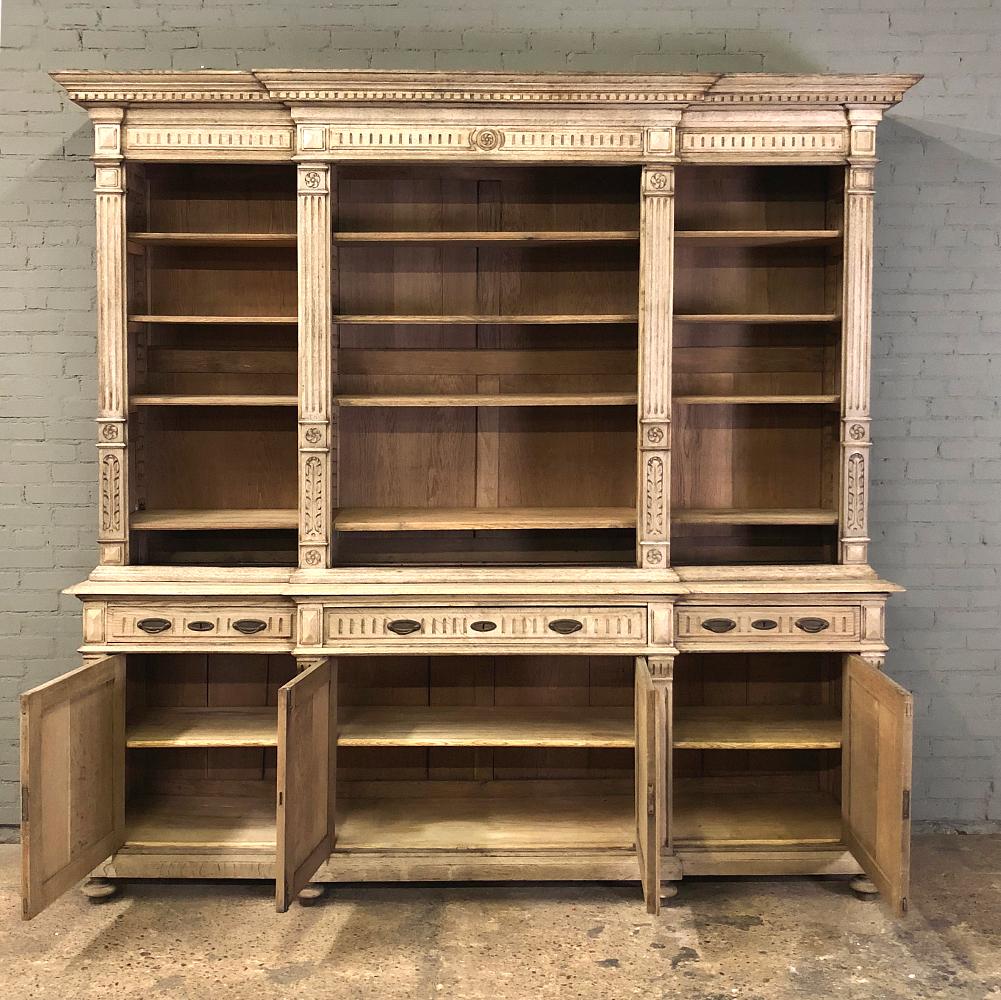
<box><xmin>387</xmin><ymin>619</ymin><xmax>422</xmax><ymax>636</ymax></box>
<box><xmin>751</xmin><ymin>619</ymin><xmax>778</xmax><ymax>631</ymax></box>
<box><xmin>187</xmin><ymin>620</ymin><xmax>215</xmax><ymax>632</ymax></box>
<box><xmin>233</xmin><ymin>618</ymin><xmax>267</xmax><ymax>635</ymax></box>
<box><xmin>137</xmin><ymin>617</ymin><xmax>171</xmax><ymax>634</ymax></box>
<box><xmin>548</xmin><ymin>619</ymin><xmax>583</xmax><ymax>635</ymax></box>
<box><xmin>470</xmin><ymin>621</ymin><xmax>497</xmax><ymax>633</ymax></box>
<box><xmin>795</xmin><ymin>617</ymin><xmax>830</xmax><ymax>633</ymax></box>
<box><xmin>702</xmin><ymin>618</ymin><xmax>737</xmax><ymax>634</ymax></box>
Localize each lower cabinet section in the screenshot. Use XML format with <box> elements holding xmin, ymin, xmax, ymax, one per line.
<box><xmin>20</xmin><ymin>648</ymin><xmax>912</xmax><ymax>918</ymax></box>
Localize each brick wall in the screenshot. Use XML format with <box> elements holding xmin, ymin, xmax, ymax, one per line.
<box><xmin>1</xmin><ymin>0</ymin><xmax>999</xmax><ymax>827</ymax></box>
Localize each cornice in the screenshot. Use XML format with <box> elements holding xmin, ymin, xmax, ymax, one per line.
<box><xmin>52</xmin><ymin>70</ymin><xmax>921</xmax><ymax>111</ymax></box>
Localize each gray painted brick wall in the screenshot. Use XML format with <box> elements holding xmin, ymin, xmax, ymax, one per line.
<box><xmin>1</xmin><ymin>0</ymin><xmax>999</xmax><ymax>828</ymax></box>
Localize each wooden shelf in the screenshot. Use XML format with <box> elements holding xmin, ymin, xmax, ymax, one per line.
<box><xmin>130</xmin><ymin>394</ymin><xmax>297</xmax><ymax>408</ymax></box>
<box><xmin>672</xmin><ymin>508</ymin><xmax>839</xmax><ymax>526</ymax></box>
<box><xmin>129</xmin><ymin>315</ymin><xmax>297</xmax><ymax>325</ymax></box>
<box><xmin>334</xmin><ymin>507</ymin><xmax>636</xmax><ymax>531</ymax></box>
<box><xmin>673</xmin><ymin>785</ymin><xmax>842</xmax><ymax>847</ymax></box>
<box><xmin>674</xmin><ymin>394</ymin><xmax>839</xmax><ymax>405</ymax></box>
<box><xmin>126</xmin><ymin>793</ymin><xmax>275</xmax><ymax>849</ymax></box>
<box><xmin>335</xmin><ymin>230</ymin><xmax>639</xmax><ymax>244</ymax></box>
<box><xmin>128</xmin><ymin>708</ymin><xmax>277</xmax><ymax>748</ymax></box>
<box><xmin>674</xmin><ymin>313</ymin><xmax>840</xmax><ymax>324</ymax></box>
<box><xmin>339</xmin><ymin>706</ymin><xmax>634</xmax><ymax>748</ymax></box>
<box><xmin>130</xmin><ymin>232</ymin><xmax>297</xmax><ymax>247</ymax></box>
<box><xmin>335</xmin><ymin>392</ymin><xmax>637</xmax><ymax>408</ymax></box>
<box><xmin>676</xmin><ymin>229</ymin><xmax>841</xmax><ymax>246</ymax></box>
<box><xmin>674</xmin><ymin>706</ymin><xmax>842</xmax><ymax>749</ymax></box>
<box><xmin>333</xmin><ymin>314</ymin><xmax>638</xmax><ymax>325</ymax></box>
<box><xmin>336</xmin><ymin>783</ymin><xmax>634</xmax><ymax>850</ymax></box>
<box><xmin>131</xmin><ymin>509</ymin><xmax>297</xmax><ymax>531</ymax></box>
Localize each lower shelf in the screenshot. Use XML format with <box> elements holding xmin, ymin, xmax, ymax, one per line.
<box><xmin>126</xmin><ymin>793</ymin><xmax>276</xmax><ymax>849</ymax></box>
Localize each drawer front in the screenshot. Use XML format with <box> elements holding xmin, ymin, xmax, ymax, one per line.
<box><xmin>325</xmin><ymin>606</ymin><xmax>647</xmax><ymax>647</ymax></box>
<box><xmin>675</xmin><ymin>605</ymin><xmax>861</xmax><ymax>645</ymax></box>
<box><xmin>107</xmin><ymin>605</ymin><xmax>294</xmax><ymax>642</ymax></box>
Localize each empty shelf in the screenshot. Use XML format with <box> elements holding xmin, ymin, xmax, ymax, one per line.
<box><xmin>333</xmin><ymin>314</ymin><xmax>638</xmax><ymax>325</ymax></box>
<box><xmin>334</xmin><ymin>507</ymin><xmax>636</xmax><ymax>531</ymax></box>
<box><xmin>673</xmin><ymin>785</ymin><xmax>842</xmax><ymax>847</ymax></box>
<box><xmin>129</xmin><ymin>232</ymin><xmax>296</xmax><ymax>246</ymax></box>
<box><xmin>131</xmin><ymin>509</ymin><xmax>297</xmax><ymax>531</ymax></box>
<box><xmin>127</xmin><ymin>708</ymin><xmax>277</xmax><ymax>748</ymax></box>
<box><xmin>336</xmin><ymin>785</ymin><xmax>634</xmax><ymax>850</ymax></box>
<box><xmin>339</xmin><ymin>707</ymin><xmax>635</xmax><ymax>748</ymax></box>
<box><xmin>674</xmin><ymin>313</ymin><xmax>840</xmax><ymax>324</ymax></box>
<box><xmin>126</xmin><ymin>793</ymin><xmax>275</xmax><ymax>849</ymax></box>
<box><xmin>130</xmin><ymin>315</ymin><xmax>297</xmax><ymax>325</ymax></box>
<box><xmin>130</xmin><ymin>394</ymin><xmax>296</xmax><ymax>407</ymax></box>
<box><xmin>674</xmin><ymin>394</ymin><xmax>839</xmax><ymax>405</ymax></box>
<box><xmin>675</xmin><ymin>229</ymin><xmax>841</xmax><ymax>246</ymax></box>
<box><xmin>672</xmin><ymin>508</ymin><xmax>838</xmax><ymax>526</ymax></box>
<box><xmin>335</xmin><ymin>393</ymin><xmax>637</xmax><ymax>407</ymax></box>
<box><xmin>674</xmin><ymin>706</ymin><xmax>842</xmax><ymax>750</ymax></box>
<box><xmin>335</xmin><ymin>230</ymin><xmax>639</xmax><ymax>244</ymax></box>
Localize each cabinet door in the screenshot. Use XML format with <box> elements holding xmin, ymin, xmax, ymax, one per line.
<box><xmin>635</xmin><ymin>658</ymin><xmax>661</xmax><ymax>914</ymax></box>
<box><xmin>276</xmin><ymin>657</ymin><xmax>334</xmax><ymax>911</ymax></box>
<box><xmin>842</xmin><ymin>655</ymin><xmax>913</xmax><ymax>915</ymax></box>
<box><xmin>20</xmin><ymin>655</ymin><xmax>126</xmax><ymax>920</ymax></box>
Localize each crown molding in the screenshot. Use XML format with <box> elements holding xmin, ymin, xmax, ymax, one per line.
<box><xmin>53</xmin><ymin>70</ymin><xmax>922</xmax><ymax>111</ymax></box>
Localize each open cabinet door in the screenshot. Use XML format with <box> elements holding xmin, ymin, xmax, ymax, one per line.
<box><xmin>276</xmin><ymin>657</ymin><xmax>333</xmax><ymax>911</ymax></box>
<box><xmin>843</xmin><ymin>655</ymin><xmax>913</xmax><ymax>915</ymax></box>
<box><xmin>20</xmin><ymin>655</ymin><xmax>126</xmax><ymax>919</ymax></box>
<box><xmin>635</xmin><ymin>658</ymin><xmax>661</xmax><ymax>914</ymax></box>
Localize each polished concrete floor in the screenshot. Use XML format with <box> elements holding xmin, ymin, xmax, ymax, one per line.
<box><xmin>1</xmin><ymin>837</ymin><xmax>999</xmax><ymax>999</ymax></box>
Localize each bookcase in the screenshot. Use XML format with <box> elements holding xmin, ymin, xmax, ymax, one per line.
<box><xmin>21</xmin><ymin>70</ymin><xmax>918</xmax><ymax>920</ymax></box>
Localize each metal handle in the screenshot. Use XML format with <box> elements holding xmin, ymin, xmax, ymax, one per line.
<box><xmin>186</xmin><ymin>620</ymin><xmax>215</xmax><ymax>632</ymax></box>
<box><xmin>387</xmin><ymin>619</ymin><xmax>422</xmax><ymax>636</ymax></box>
<box><xmin>795</xmin><ymin>617</ymin><xmax>830</xmax><ymax>634</ymax></box>
<box><xmin>751</xmin><ymin>619</ymin><xmax>778</xmax><ymax>631</ymax></box>
<box><xmin>702</xmin><ymin>618</ymin><xmax>737</xmax><ymax>634</ymax></box>
<box><xmin>233</xmin><ymin>618</ymin><xmax>267</xmax><ymax>635</ymax></box>
<box><xmin>470</xmin><ymin>621</ymin><xmax>497</xmax><ymax>633</ymax></box>
<box><xmin>137</xmin><ymin>617</ymin><xmax>171</xmax><ymax>634</ymax></box>
<box><xmin>548</xmin><ymin>618</ymin><xmax>583</xmax><ymax>635</ymax></box>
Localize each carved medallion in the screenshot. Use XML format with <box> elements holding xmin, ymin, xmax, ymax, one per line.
<box><xmin>646</xmin><ymin>548</ymin><xmax>664</xmax><ymax>565</ymax></box>
<box><xmin>303</xmin><ymin>170</ymin><xmax>322</xmax><ymax>189</ymax></box>
<box><xmin>646</xmin><ymin>426</ymin><xmax>665</xmax><ymax>445</ymax></box>
<box><xmin>101</xmin><ymin>423</ymin><xmax>120</xmax><ymax>442</ymax></box>
<box><xmin>304</xmin><ymin>426</ymin><xmax>322</xmax><ymax>445</ymax></box>
<box><xmin>470</xmin><ymin>128</ymin><xmax>503</xmax><ymax>151</ymax></box>
<box><xmin>647</xmin><ymin>171</ymin><xmax>670</xmax><ymax>190</ymax></box>
<box><xmin>303</xmin><ymin>548</ymin><xmax>322</xmax><ymax>567</ymax></box>
<box><xmin>849</xmin><ymin>423</ymin><xmax>866</xmax><ymax>442</ymax></box>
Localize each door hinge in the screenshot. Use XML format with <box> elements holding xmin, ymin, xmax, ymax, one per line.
<box><xmin>21</xmin><ymin>786</ymin><xmax>28</xmax><ymax>823</ymax></box>
<box><xmin>902</xmin><ymin>789</ymin><xmax>910</xmax><ymax>821</ymax></box>
<box><xmin>647</xmin><ymin>782</ymin><xmax>656</xmax><ymax>817</ymax></box>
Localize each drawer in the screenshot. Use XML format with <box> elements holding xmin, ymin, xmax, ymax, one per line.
<box><xmin>675</xmin><ymin>605</ymin><xmax>861</xmax><ymax>645</ymax></box>
<box><xmin>325</xmin><ymin>606</ymin><xmax>647</xmax><ymax>647</ymax></box>
<box><xmin>106</xmin><ymin>604</ymin><xmax>294</xmax><ymax>642</ymax></box>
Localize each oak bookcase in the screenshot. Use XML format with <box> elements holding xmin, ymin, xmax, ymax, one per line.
<box><xmin>21</xmin><ymin>70</ymin><xmax>919</xmax><ymax>920</ymax></box>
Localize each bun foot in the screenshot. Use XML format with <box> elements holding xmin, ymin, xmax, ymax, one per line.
<box><xmin>660</xmin><ymin>883</ymin><xmax>679</xmax><ymax>903</ymax></box>
<box><xmin>298</xmin><ymin>883</ymin><xmax>325</xmax><ymax>906</ymax></box>
<box><xmin>850</xmin><ymin>876</ymin><xmax>879</xmax><ymax>900</ymax></box>
<box><xmin>81</xmin><ymin>877</ymin><xmax>120</xmax><ymax>903</ymax></box>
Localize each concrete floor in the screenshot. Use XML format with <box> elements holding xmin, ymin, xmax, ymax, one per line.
<box><xmin>1</xmin><ymin>838</ymin><xmax>999</xmax><ymax>1000</ymax></box>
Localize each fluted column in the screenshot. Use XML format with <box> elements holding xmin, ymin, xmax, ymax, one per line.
<box><xmin>637</xmin><ymin>166</ymin><xmax>675</xmax><ymax>569</ymax></box>
<box><xmin>297</xmin><ymin>163</ymin><xmax>334</xmax><ymax>569</ymax></box>
<box><xmin>840</xmin><ymin>110</ymin><xmax>881</xmax><ymax>565</ymax></box>
<box><xmin>92</xmin><ymin>109</ymin><xmax>129</xmax><ymax>566</ymax></box>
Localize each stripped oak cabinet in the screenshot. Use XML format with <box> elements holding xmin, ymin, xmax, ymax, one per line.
<box><xmin>21</xmin><ymin>70</ymin><xmax>919</xmax><ymax>920</ymax></box>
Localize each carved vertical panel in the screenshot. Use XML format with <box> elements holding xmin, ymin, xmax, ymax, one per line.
<box><xmin>647</xmin><ymin>656</ymin><xmax>673</xmax><ymax>857</ymax></box>
<box><xmin>298</xmin><ymin>163</ymin><xmax>333</xmax><ymax>569</ymax></box>
<box><xmin>840</xmin><ymin>110</ymin><xmax>880</xmax><ymax>565</ymax></box>
<box><xmin>638</xmin><ymin>166</ymin><xmax>674</xmax><ymax>569</ymax></box>
<box><xmin>92</xmin><ymin>109</ymin><xmax>129</xmax><ymax>565</ymax></box>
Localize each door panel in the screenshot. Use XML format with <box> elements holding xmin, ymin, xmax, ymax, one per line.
<box><xmin>21</xmin><ymin>655</ymin><xmax>126</xmax><ymax>919</ymax></box>
<box><xmin>842</xmin><ymin>655</ymin><xmax>913</xmax><ymax>915</ymax></box>
<box><xmin>635</xmin><ymin>657</ymin><xmax>660</xmax><ymax>913</ymax></box>
<box><xmin>276</xmin><ymin>657</ymin><xmax>333</xmax><ymax>911</ymax></box>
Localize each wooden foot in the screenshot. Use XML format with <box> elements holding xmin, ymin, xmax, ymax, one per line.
<box><xmin>297</xmin><ymin>883</ymin><xmax>325</xmax><ymax>906</ymax></box>
<box><xmin>81</xmin><ymin>877</ymin><xmax>119</xmax><ymax>903</ymax></box>
<box><xmin>850</xmin><ymin>876</ymin><xmax>880</xmax><ymax>900</ymax></box>
<box><xmin>660</xmin><ymin>883</ymin><xmax>679</xmax><ymax>903</ymax></box>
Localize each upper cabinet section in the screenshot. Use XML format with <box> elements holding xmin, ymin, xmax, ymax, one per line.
<box><xmin>54</xmin><ymin>71</ymin><xmax>920</xmax><ymax>166</ymax></box>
